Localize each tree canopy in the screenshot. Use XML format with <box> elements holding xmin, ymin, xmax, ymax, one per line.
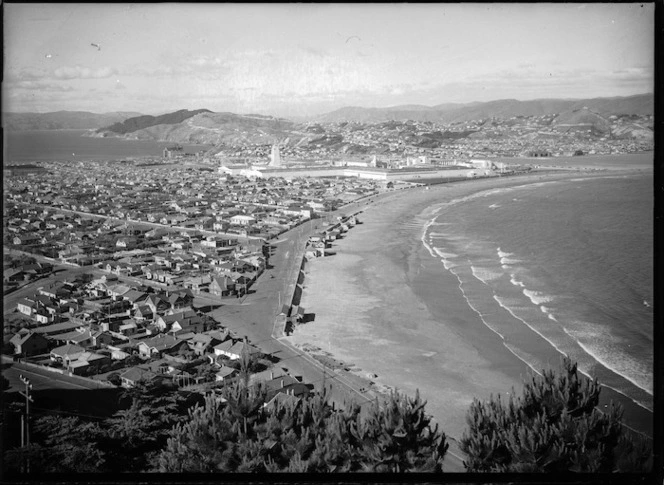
<box><xmin>460</xmin><ymin>357</ymin><xmax>653</xmax><ymax>473</ymax></box>
<box><xmin>157</xmin><ymin>384</ymin><xmax>448</xmax><ymax>473</ymax></box>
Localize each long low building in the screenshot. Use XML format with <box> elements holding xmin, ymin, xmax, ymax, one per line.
<box><xmin>257</xmin><ymin>165</ymin><xmax>487</xmax><ymax>181</ymax></box>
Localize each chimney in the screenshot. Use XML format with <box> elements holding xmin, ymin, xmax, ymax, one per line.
<box><xmin>280</xmin><ymin>379</ymin><xmax>284</xmax><ymax>388</ymax></box>
<box><xmin>270</xmin><ymin>371</ymin><xmax>273</xmax><ymax>379</ymax></box>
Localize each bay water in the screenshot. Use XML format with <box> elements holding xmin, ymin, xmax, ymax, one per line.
<box><xmin>421</xmin><ymin>170</ymin><xmax>654</xmax><ymax>417</ymax></box>
<box><xmin>3</xmin><ymin>129</ymin><xmax>212</xmax><ymax>163</ymax></box>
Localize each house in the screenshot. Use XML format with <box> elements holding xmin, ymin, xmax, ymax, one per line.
<box><xmin>13</xmin><ymin>234</ymin><xmax>41</xmax><ymax>246</ymax></box>
<box><xmin>52</xmin><ymin>328</ymin><xmax>95</xmax><ymax>348</ymax></box>
<box><xmin>155</xmin><ymin>309</ymin><xmax>206</xmax><ymax>334</ymax></box>
<box><xmin>144</xmin><ymin>294</ymin><xmax>170</xmax><ymax>315</ymax></box>
<box><xmin>32</xmin><ymin>320</ymin><xmax>84</xmax><ymax>337</ymax></box>
<box><xmin>68</xmin><ymin>351</ymin><xmax>111</xmax><ymax>375</ymax></box>
<box><xmin>183</xmin><ymin>274</ymin><xmax>212</xmax><ymax>294</ymax></box>
<box><xmin>121</xmin><ymin>289</ymin><xmax>149</xmax><ymax>307</ymax></box>
<box><xmin>4</xmin><ymin>268</ymin><xmax>25</xmax><ymax>283</ymax></box>
<box><xmin>166</xmin><ymin>290</ymin><xmax>193</xmax><ymax>310</ymax></box>
<box><xmin>50</xmin><ymin>343</ymin><xmax>86</xmax><ymax>364</ymax></box>
<box><xmin>249</xmin><ymin>366</ymin><xmax>288</xmax><ymax>386</ymax></box>
<box><xmin>212</xmin><ymin>340</ymin><xmax>260</xmax><ymax>361</ymax></box>
<box><xmin>137</xmin><ymin>334</ymin><xmax>187</xmax><ymax>358</ymax></box>
<box><xmin>38</xmin><ymin>284</ymin><xmax>71</xmax><ymax>300</ymax></box>
<box><xmin>264</xmin><ymin>374</ymin><xmax>310</xmax><ymax>402</ymax></box>
<box><xmin>187</xmin><ymin>333</ymin><xmax>222</xmax><ymax>356</ymax></box>
<box><xmin>119</xmin><ymin>367</ymin><xmax>162</xmax><ymax>388</ymax></box>
<box><xmin>209</xmin><ymin>275</ymin><xmax>235</xmax><ymax>297</ymax></box>
<box><xmin>106</xmin><ymin>283</ymin><xmax>131</xmax><ymax>299</ymax></box>
<box><xmin>230</xmin><ymin>215</ymin><xmax>256</xmax><ymax>226</ymax></box>
<box><xmin>34</xmin><ymin>309</ymin><xmax>57</xmax><ymax>325</ymax></box>
<box><xmin>17</xmin><ymin>298</ymin><xmax>37</xmax><ymax>316</ymax></box>
<box><xmin>215</xmin><ymin>365</ymin><xmax>238</xmax><ymax>382</ymax></box>
<box><xmin>263</xmin><ymin>392</ymin><xmax>302</xmax><ymax>411</ymax></box>
<box><xmin>106</xmin><ymin>344</ymin><xmax>132</xmax><ymax>361</ymax></box>
<box><xmin>134</xmin><ymin>305</ymin><xmax>154</xmax><ymax>322</ymax></box>
<box><xmin>118</xmin><ymin>319</ymin><xmax>139</xmax><ymax>336</ymax></box>
<box><xmin>9</xmin><ymin>331</ymin><xmax>50</xmax><ymax>356</ymax></box>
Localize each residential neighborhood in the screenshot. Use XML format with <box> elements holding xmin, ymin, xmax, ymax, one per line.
<box><xmin>3</xmin><ymin>159</ymin><xmax>373</xmax><ymax>400</ymax></box>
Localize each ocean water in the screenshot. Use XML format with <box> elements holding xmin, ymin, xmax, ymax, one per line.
<box><xmin>3</xmin><ymin>129</ymin><xmax>212</xmax><ymax>163</ymax></box>
<box><xmin>421</xmin><ymin>172</ymin><xmax>654</xmax><ymax>412</ymax></box>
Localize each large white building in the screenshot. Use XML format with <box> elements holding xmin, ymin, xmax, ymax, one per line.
<box><xmin>270</xmin><ymin>145</ymin><xmax>281</xmax><ymax>167</ymax></box>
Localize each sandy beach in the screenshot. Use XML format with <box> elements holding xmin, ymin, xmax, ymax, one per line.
<box><xmin>285</xmin><ymin>166</ymin><xmax>651</xmax><ymax>442</ymax></box>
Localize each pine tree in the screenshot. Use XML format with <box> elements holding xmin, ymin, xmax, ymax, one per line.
<box><xmin>358</xmin><ymin>390</ymin><xmax>448</xmax><ymax>472</ymax></box>
<box><xmin>460</xmin><ymin>357</ymin><xmax>653</xmax><ymax>473</ymax></box>
<box><xmin>103</xmin><ymin>379</ymin><xmax>188</xmax><ymax>471</ymax></box>
<box><xmin>3</xmin><ymin>415</ymin><xmax>107</xmax><ymax>473</ymax></box>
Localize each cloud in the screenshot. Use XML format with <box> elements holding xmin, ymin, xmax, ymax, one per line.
<box><xmin>5</xmin><ymin>80</ymin><xmax>75</xmax><ymax>92</ymax></box>
<box><xmin>188</xmin><ymin>56</ymin><xmax>227</xmax><ymax>68</ymax></box>
<box><xmin>131</xmin><ymin>56</ymin><xmax>230</xmax><ymax>80</ymax></box>
<box><xmin>8</xmin><ymin>67</ymin><xmax>50</xmax><ymax>81</ymax></box>
<box><xmin>54</xmin><ymin>65</ymin><xmax>118</xmax><ymax>80</ymax></box>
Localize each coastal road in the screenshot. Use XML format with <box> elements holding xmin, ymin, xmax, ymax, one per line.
<box><xmin>3</xmin><ymin>261</ymin><xmax>102</xmax><ymax>317</ymax></box>
<box><xmin>1</xmin><ymin>357</ymin><xmax>109</xmax><ymax>392</ymax></box>
<box><xmin>207</xmin><ymin>214</ymin><xmax>376</xmax><ymax>405</ymax></box>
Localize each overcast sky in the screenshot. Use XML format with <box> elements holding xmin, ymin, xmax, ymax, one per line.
<box><xmin>3</xmin><ymin>3</ymin><xmax>654</xmax><ymax>117</ymax></box>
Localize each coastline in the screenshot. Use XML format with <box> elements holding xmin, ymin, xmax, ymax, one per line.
<box><xmin>287</xmin><ymin>167</ymin><xmax>653</xmax><ymax>442</ymax></box>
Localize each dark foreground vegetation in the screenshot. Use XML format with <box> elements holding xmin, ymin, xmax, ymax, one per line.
<box><xmin>1</xmin><ymin>358</ymin><xmax>652</xmax><ymax>475</ymax></box>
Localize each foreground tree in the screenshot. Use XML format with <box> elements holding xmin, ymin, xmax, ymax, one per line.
<box><xmin>3</xmin><ymin>415</ymin><xmax>108</xmax><ymax>473</ymax></box>
<box><xmin>460</xmin><ymin>357</ymin><xmax>652</xmax><ymax>473</ymax></box>
<box><xmin>102</xmin><ymin>379</ymin><xmax>190</xmax><ymax>472</ymax></box>
<box><xmin>157</xmin><ymin>384</ymin><xmax>448</xmax><ymax>473</ymax></box>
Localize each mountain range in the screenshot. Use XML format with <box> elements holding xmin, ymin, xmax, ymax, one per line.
<box><xmin>312</xmin><ymin>94</ymin><xmax>653</xmax><ymax>124</ymax></box>
<box><xmin>3</xmin><ymin>94</ymin><xmax>652</xmax><ymax>146</ymax></box>
<box><xmin>3</xmin><ymin>111</ymin><xmax>142</xmax><ymax>131</ymax></box>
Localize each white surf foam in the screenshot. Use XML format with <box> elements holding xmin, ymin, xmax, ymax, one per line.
<box><xmin>497</xmin><ymin>248</ymin><xmax>513</xmax><ymax>259</ymax></box>
<box><xmin>489</xmin><ymin>203</ymin><xmax>500</xmax><ymax>209</ymax></box>
<box><xmin>493</xmin><ymin>295</ymin><xmax>569</xmax><ymax>358</ymax></box>
<box><xmin>433</xmin><ymin>248</ymin><xmax>458</xmax><ymax>259</ymax></box>
<box><xmin>540</xmin><ymin>306</ymin><xmax>558</xmax><ymax>322</ymax></box>
<box><xmin>421</xmin><ymin>216</ymin><xmax>439</xmax><ymax>259</ymax></box>
<box><xmin>510</xmin><ymin>274</ymin><xmax>525</xmax><ymax>287</ymax></box>
<box><xmin>523</xmin><ymin>289</ymin><xmax>554</xmax><ymax>306</ymax></box>
<box><xmin>496</xmin><ymin>247</ymin><xmax>521</xmax><ymax>266</ymax></box>
<box><xmin>451</xmin><ymin>269</ymin><xmax>506</xmax><ymax>340</ymax></box>
<box><xmin>502</xmin><ymin>342</ymin><xmax>543</xmax><ymax>376</ymax></box>
<box><xmin>470</xmin><ymin>265</ymin><xmax>503</xmax><ymax>285</ymax></box>
<box><xmin>563</xmin><ymin>325</ymin><xmax>653</xmax><ymax>397</ymax></box>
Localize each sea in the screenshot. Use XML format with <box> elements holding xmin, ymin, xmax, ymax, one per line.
<box><xmin>420</xmin><ymin>165</ymin><xmax>654</xmax><ymax>417</ymax></box>
<box><xmin>3</xmin><ymin>129</ymin><xmax>212</xmax><ymax>163</ymax></box>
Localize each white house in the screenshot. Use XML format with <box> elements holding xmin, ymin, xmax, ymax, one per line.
<box><xmin>230</xmin><ymin>215</ymin><xmax>256</xmax><ymax>226</ymax></box>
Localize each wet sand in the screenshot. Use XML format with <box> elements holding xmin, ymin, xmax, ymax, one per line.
<box><xmin>286</xmin><ymin>168</ymin><xmax>650</xmax><ymax>442</ymax></box>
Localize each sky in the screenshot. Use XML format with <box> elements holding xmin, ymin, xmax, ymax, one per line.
<box><xmin>2</xmin><ymin>3</ymin><xmax>655</xmax><ymax>118</ymax></box>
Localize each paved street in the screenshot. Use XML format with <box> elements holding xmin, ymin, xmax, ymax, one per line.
<box><xmin>2</xmin><ymin>357</ymin><xmax>109</xmax><ymax>392</ymax></box>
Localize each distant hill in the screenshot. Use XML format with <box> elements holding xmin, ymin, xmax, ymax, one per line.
<box><xmin>99</xmin><ymin>111</ymin><xmax>304</xmax><ymax>145</ymax></box>
<box><xmin>552</xmin><ymin>107</ymin><xmax>612</xmax><ymax>134</ymax></box>
<box><xmin>99</xmin><ymin>109</ymin><xmax>213</xmax><ymax>135</ymax></box>
<box><xmin>313</xmin><ymin>94</ymin><xmax>653</xmax><ymax>123</ymax></box>
<box><xmin>315</xmin><ymin>104</ymin><xmax>457</xmax><ymax>123</ymax></box>
<box><xmin>3</xmin><ymin>111</ymin><xmax>142</xmax><ymax>131</ymax></box>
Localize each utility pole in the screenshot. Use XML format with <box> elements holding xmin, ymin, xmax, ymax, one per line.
<box><xmin>19</xmin><ymin>375</ymin><xmax>33</xmax><ymax>473</ymax></box>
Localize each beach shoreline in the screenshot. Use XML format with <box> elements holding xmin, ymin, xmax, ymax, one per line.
<box><xmin>286</xmin><ymin>166</ymin><xmax>653</xmax><ymax>442</ymax></box>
